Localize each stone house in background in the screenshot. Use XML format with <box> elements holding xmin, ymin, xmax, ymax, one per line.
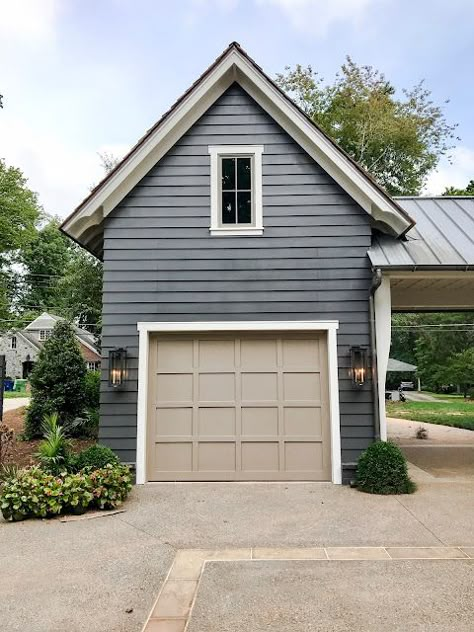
<box><xmin>0</xmin><ymin>312</ymin><xmax>101</xmax><ymax>379</ymax></box>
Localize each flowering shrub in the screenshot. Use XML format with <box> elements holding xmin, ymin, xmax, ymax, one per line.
<box><xmin>89</xmin><ymin>464</ymin><xmax>133</xmax><ymax>510</ymax></box>
<box><xmin>61</xmin><ymin>471</ymin><xmax>94</xmax><ymax>515</ymax></box>
<box><xmin>0</xmin><ymin>467</ymin><xmax>63</xmax><ymax>521</ymax></box>
<box><xmin>0</xmin><ymin>464</ymin><xmax>132</xmax><ymax>522</ymax></box>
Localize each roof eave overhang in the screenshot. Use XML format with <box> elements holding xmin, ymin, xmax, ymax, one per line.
<box><xmin>61</xmin><ymin>45</ymin><xmax>414</xmax><ymax>257</ymax></box>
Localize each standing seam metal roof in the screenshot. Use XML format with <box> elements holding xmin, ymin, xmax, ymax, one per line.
<box><xmin>368</xmin><ymin>197</ymin><xmax>474</xmax><ymax>268</ymax></box>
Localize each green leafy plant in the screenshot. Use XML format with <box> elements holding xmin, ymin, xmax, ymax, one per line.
<box><xmin>89</xmin><ymin>464</ymin><xmax>132</xmax><ymax>510</ymax></box>
<box><xmin>84</xmin><ymin>370</ymin><xmax>100</xmax><ymax>410</ymax></box>
<box><xmin>0</xmin><ymin>467</ymin><xmax>63</xmax><ymax>521</ymax></box>
<box><xmin>71</xmin><ymin>444</ymin><xmax>119</xmax><ymax>472</ymax></box>
<box><xmin>61</xmin><ymin>472</ymin><xmax>93</xmax><ymax>515</ymax></box>
<box><xmin>0</xmin><ymin>464</ymin><xmax>132</xmax><ymax>522</ymax></box>
<box><xmin>25</xmin><ymin>320</ymin><xmax>87</xmax><ymax>438</ymax></box>
<box><xmin>356</xmin><ymin>441</ymin><xmax>416</xmax><ymax>495</ymax></box>
<box><xmin>64</xmin><ymin>409</ymin><xmax>99</xmax><ymax>439</ymax></box>
<box><xmin>0</xmin><ymin>463</ymin><xmax>19</xmax><ymax>484</ymax></box>
<box><xmin>36</xmin><ymin>413</ymin><xmax>72</xmax><ymax>474</ymax></box>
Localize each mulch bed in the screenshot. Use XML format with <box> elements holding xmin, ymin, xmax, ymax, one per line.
<box><xmin>2</xmin><ymin>407</ymin><xmax>95</xmax><ymax>468</ymax></box>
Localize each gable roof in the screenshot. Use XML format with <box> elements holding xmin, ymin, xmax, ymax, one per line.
<box><xmin>369</xmin><ymin>197</ymin><xmax>474</xmax><ymax>269</ymax></box>
<box><xmin>23</xmin><ymin>312</ymin><xmax>99</xmax><ymax>355</ymax></box>
<box><xmin>61</xmin><ymin>42</ymin><xmax>414</xmax><ymax>258</ymax></box>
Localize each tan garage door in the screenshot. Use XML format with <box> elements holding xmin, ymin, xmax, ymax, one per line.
<box><xmin>147</xmin><ymin>333</ymin><xmax>331</xmax><ymax>481</ymax></box>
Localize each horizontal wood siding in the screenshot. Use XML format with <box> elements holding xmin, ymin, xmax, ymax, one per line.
<box><xmin>100</xmin><ymin>84</ymin><xmax>374</xmax><ymax>469</ymax></box>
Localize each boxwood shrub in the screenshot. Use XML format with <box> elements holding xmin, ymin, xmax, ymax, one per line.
<box><xmin>71</xmin><ymin>444</ymin><xmax>119</xmax><ymax>472</ymax></box>
<box><xmin>356</xmin><ymin>440</ymin><xmax>416</xmax><ymax>495</ymax></box>
<box><xmin>0</xmin><ymin>463</ymin><xmax>132</xmax><ymax>522</ymax></box>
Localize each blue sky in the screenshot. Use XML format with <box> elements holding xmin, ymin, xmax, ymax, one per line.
<box><xmin>1</xmin><ymin>0</ymin><xmax>473</xmax><ymax>217</ymax></box>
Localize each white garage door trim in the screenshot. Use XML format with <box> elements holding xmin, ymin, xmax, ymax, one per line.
<box><xmin>136</xmin><ymin>321</ymin><xmax>341</xmax><ymax>485</ymax></box>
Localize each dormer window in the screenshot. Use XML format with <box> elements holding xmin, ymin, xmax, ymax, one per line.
<box><xmin>39</xmin><ymin>330</ymin><xmax>52</xmax><ymax>341</ymax></box>
<box><xmin>209</xmin><ymin>145</ymin><xmax>263</xmax><ymax>236</ymax></box>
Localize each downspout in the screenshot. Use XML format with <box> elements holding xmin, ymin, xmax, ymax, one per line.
<box><xmin>369</xmin><ymin>268</ymin><xmax>383</xmax><ymax>441</ymax></box>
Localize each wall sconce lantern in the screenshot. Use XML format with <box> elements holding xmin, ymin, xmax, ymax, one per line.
<box><xmin>350</xmin><ymin>346</ymin><xmax>368</xmax><ymax>388</ymax></box>
<box><xmin>109</xmin><ymin>348</ymin><xmax>127</xmax><ymax>389</ymax></box>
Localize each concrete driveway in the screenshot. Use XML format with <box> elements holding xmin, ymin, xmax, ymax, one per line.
<box><xmin>2</xmin><ymin>396</ymin><xmax>30</xmax><ymax>412</ymax></box>
<box><xmin>1</xmin><ymin>479</ymin><xmax>473</xmax><ymax>631</ymax></box>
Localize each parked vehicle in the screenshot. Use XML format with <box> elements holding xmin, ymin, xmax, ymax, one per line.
<box><xmin>400</xmin><ymin>381</ymin><xmax>414</xmax><ymax>390</ymax></box>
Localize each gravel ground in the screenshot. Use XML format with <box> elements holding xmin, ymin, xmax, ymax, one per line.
<box><xmin>187</xmin><ymin>559</ymin><xmax>474</xmax><ymax>632</ymax></box>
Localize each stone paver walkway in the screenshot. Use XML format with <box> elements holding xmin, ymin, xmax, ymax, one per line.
<box><xmin>142</xmin><ymin>547</ymin><xmax>474</xmax><ymax>631</ymax></box>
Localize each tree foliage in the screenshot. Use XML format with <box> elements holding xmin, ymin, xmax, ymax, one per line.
<box><xmin>19</xmin><ymin>219</ymin><xmax>71</xmax><ymax>313</ymax></box>
<box><xmin>276</xmin><ymin>58</ymin><xmax>458</xmax><ymax>195</ymax></box>
<box><xmin>0</xmin><ymin>159</ymin><xmax>40</xmax><ymax>266</ymax></box>
<box><xmin>391</xmin><ymin>313</ymin><xmax>474</xmax><ymax>393</ymax></box>
<box><xmin>25</xmin><ymin>320</ymin><xmax>87</xmax><ymax>438</ymax></box>
<box><xmin>443</xmin><ymin>179</ymin><xmax>474</xmax><ymax>196</ymax></box>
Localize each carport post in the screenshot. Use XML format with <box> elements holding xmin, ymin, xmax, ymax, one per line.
<box><xmin>374</xmin><ymin>276</ymin><xmax>391</xmax><ymax>441</ymax></box>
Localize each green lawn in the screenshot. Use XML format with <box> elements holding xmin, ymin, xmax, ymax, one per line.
<box><xmin>3</xmin><ymin>391</ymin><xmax>30</xmax><ymax>399</ymax></box>
<box><xmin>387</xmin><ymin>399</ymin><xmax>474</xmax><ymax>431</ymax></box>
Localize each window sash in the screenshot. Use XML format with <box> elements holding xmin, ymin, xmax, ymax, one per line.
<box><xmin>219</xmin><ymin>156</ymin><xmax>254</xmax><ymax>226</ymax></box>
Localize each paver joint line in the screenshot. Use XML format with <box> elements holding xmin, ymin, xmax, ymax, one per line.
<box><xmin>141</xmin><ymin>546</ymin><xmax>474</xmax><ymax>631</ymax></box>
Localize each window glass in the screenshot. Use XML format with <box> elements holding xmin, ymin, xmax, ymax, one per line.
<box><xmin>237</xmin><ymin>157</ymin><xmax>251</xmax><ymax>190</ymax></box>
<box><xmin>222</xmin><ymin>191</ymin><xmax>236</xmax><ymax>223</ymax></box>
<box><xmin>11</xmin><ymin>336</ymin><xmax>17</xmax><ymax>349</ymax></box>
<box><xmin>220</xmin><ymin>156</ymin><xmax>252</xmax><ymax>225</ymax></box>
<box><xmin>221</xmin><ymin>157</ymin><xmax>235</xmax><ymax>190</ymax></box>
<box><xmin>237</xmin><ymin>192</ymin><xmax>252</xmax><ymax>223</ymax></box>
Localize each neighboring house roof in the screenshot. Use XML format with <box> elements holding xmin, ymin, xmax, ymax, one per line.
<box><xmin>17</xmin><ymin>330</ymin><xmax>42</xmax><ymax>351</ymax></box>
<box><xmin>387</xmin><ymin>358</ymin><xmax>417</xmax><ymax>372</ymax></box>
<box><xmin>369</xmin><ymin>197</ymin><xmax>474</xmax><ymax>269</ymax></box>
<box><xmin>22</xmin><ymin>312</ymin><xmax>100</xmax><ymax>357</ymax></box>
<box><xmin>60</xmin><ymin>42</ymin><xmax>414</xmax><ymax>258</ymax></box>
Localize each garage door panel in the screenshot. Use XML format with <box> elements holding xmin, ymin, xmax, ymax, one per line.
<box><xmin>155</xmin><ymin>443</ymin><xmax>193</xmax><ymax>472</ymax></box>
<box><xmin>156</xmin><ymin>373</ymin><xmax>193</xmax><ymax>402</ymax></box>
<box><xmin>156</xmin><ymin>339</ymin><xmax>193</xmax><ymax>372</ymax></box>
<box><xmin>241</xmin><ymin>372</ymin><xmax>278</xmax><ymax>401</ymax></box>
<box><xmin>282</xmin><ymin>338</ymin><xmax>320</xmax><ymax>368</ymax></box>
<box><xmin>283</xmin><ymin>372</ymin><xmax>321</xmax><ymax>401</ymax></box>
<box><xmin>285</xmin><ymin>442</ymin><xmax>323</xmax><ymax>471</ymax></box>
<box><xmin>155</xmin><ymin>407</ymin><xmax>193</xmax><ymax>436</ymax></box>
<box><xmin>240</xmin><ymin>339</ymin><xmax>278</xmax><ymax>369</ymax></box>
<box><xmin>148</xmin><ymin>333</ymin><xmax>331</xmax><ymax>481</ymax></box>
<box><xmin>198</xmin><ymin>442</ymin><xmax>236</xmax><ymax>471</ymax></box>
<box><xmin>199</xmin><ymin>373</ymin><xmax>235</xmax><ymax>402</ymax></box>
<box><xmin>198</xmin><ymin>339</ymin><xmax>235</xmax><ymax>370</ymax></box>
<box><xmin>198</xmin><ymin>407</ymin><xmax>236</xmax><ymax>436</ymax></box>
<box><xmin>242</xmin><ymin>442</ymin><xmax>279</xmax><ymax>471</ymax></box>
<box><xmin>241</xmin><ymin>407</ymin><xmax>278</xmax><ymax>436</ymax></box>
<box><xmin>283</xmin><ymin>407</ymin><xmax>322</xmax><ymax>437</ymax></box>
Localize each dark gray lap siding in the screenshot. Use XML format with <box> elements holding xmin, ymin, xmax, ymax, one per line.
<box><xmin>100</xmin><ymin>84</ymin><xmax>374</xmax><ymax>473</ymax></box>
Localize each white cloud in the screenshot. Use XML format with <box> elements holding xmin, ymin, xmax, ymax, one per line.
<box><xmin>425</xmin><ymin>147</ymin><xmax>474</xmax><ymax>195</ymax></box>
<box><xmin>0</xmin><ymin>113</ymin><xmax>130</xmax><ymax>217</ymax></box>
<box><xmin>257</xmin><ymin>0</ymin><xmax>377</xmax><ymax>35</ymax></box>
<box><xmin>0</xmin><ymin>0</ymin><xmax>61</xmax><ymax>44</ymax></box>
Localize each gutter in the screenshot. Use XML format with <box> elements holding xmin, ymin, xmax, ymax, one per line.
<box><xmin>369</xmin><ymin>268</ymin><xmax>383</xmax><ymax>441</ymax></box>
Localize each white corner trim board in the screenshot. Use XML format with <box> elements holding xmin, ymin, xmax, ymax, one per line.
<box><xmin>135</xmin><ymin>320</ymin><xmax>341</xmax><ymax>485</ymax></box>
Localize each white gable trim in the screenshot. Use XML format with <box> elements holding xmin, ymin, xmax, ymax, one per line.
<box><xmin>62</xmin><ymin>46</ymin><xmax>413</xmax><ymax>249</ymax></box>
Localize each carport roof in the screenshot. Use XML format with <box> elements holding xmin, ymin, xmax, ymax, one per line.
<box><xmin>369</xmin><ymin>197</ymin><xmax>474</xmax><ymax>269</ymax></box>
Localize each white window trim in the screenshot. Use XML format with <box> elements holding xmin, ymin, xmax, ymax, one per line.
<box><xmin>135</xmin><ymin>320</ymin><xmax>341</xmax><ymax>485</ymax></box>
<box><xmin>208</xmin><ymin>145</ymin><xmax>264</xmax><ymax>236</ymax></box>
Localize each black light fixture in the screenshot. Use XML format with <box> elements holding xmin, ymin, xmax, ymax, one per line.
<box><xmin>109</xmin><ymin>348</ymin><xmax>127</xmax><ymax>389</ymax></box>
<box><xmin>350</xmin><ymin>346</ymin><xmax>368</xmax><ymax>388</ymax></box>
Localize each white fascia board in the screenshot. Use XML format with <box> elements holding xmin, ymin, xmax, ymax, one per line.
<box><xmin>63</xmin><ymin>47</ymin><xmax>411</xmax><ymax>244</ymax></box>
<box><xmin>137</xmin><ymin>320</ymin><xmax>339</xmax><ymax>333</ymax></box>
<box><xmin>233</xmin><ymin>58</ymin><xmax>411</xmax><ymax>237</ymax></box>
<box><xmin>62</xmin><ymin>55</ymin><xmax>237</xmax><ymax>240</ymax></box>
